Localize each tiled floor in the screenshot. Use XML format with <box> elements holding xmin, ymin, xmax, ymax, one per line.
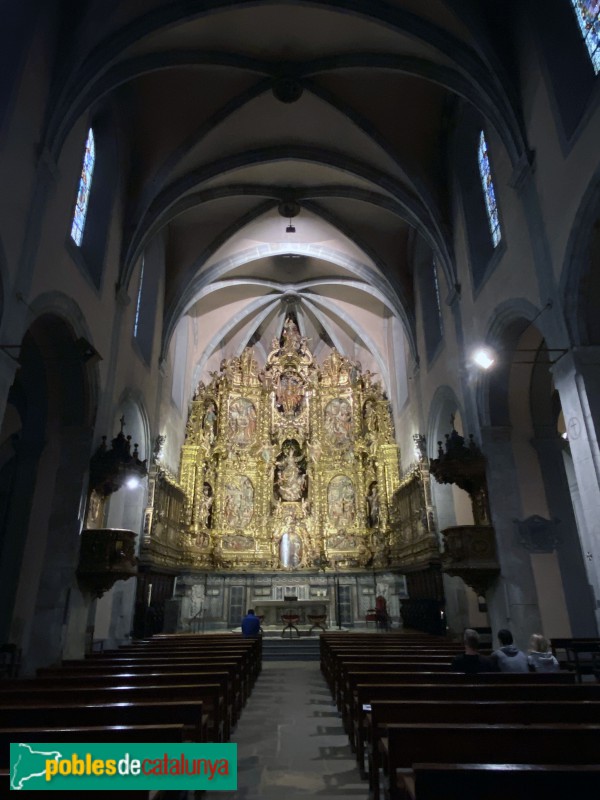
<box><xmin>205</xmin><ymin>661</ymin><xmax>367</xmax><ymax>799</ymax></box>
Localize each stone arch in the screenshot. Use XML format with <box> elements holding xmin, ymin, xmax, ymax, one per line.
<box><xmin>478</xmin><ymin>298</ymin><xmax>550</xmax><ymax>429</ymax></box>
<box><xmin>0</xmin><ymin>311</ymin><xmax>97</xmax><ymax>672</ymax></box>
<box><xmin>27</xmin><ymin>290</ymin><xmax>101</xmax><ymax>417</ymax></box>
<box><xmin>476</xmin><ymin>304</ymin><xmax>596</xmax><ymax>642</ymax></box>
<box><xmin>561</xmin><ymin>164</ymin><xmax>600</xmax><ymax>347</ymax></box>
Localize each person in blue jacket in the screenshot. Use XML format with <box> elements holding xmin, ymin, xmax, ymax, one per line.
<box><xmin>241</xmin><ymin>608</ymin><xmax>261</xmax><ymax>638</ymax></box>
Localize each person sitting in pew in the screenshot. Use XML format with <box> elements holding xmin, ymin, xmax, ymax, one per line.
<box><xmin>491</xmin><ymin>628</ymin><xmax>529</xmax><ymax>672</ymax></box>
<box><xmin>241</xmin><ymin>609</ymin><xmax>261</xmax><ymax>639</ymax></box>
<box><xmin>450</xmin><ymin>629</ymin><xmax>498</xmax><ymax>674</ymax></box>
<box><xmin>528</xmin><ymin>633</ymin><xmax>559</xmax><ymax>672</ymax></box>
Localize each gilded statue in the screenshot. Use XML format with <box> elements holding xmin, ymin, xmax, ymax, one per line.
<box><xmin>195</xmin><ymin>484</ymin><xmax>213</xmax><ymax>530</ymax></box>
<box><xmin>324</xmin><ymin>397</ymin><xmax>353</xmax><ymax>445</ymax></box>
<box><xmin>367</xmin><ymin>482</ymin><xmax>380</xmax><ymax>528</ymax></box>
<box><xmin>276</xmin><ymin>371</ymin><xmax>305</xmax><ymax>415</ymax></box>
<box><xmin>228</xmin><ymin>397</ymin><xmax>257</xmax><ymax>446</ymax></box>
<box><xmin>276</xmin><ymin>447</ymin><xmax>306</xmax><ymax>501</ymax></box>
<box><xmin>282</xmin><ymin>317</ymin><xmax>302</xmax><ymax>350</ymax></box>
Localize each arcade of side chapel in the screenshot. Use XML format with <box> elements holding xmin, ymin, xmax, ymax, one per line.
<box><xmin>1</xmin><ymin>1</ymin><xmax>600</xmax><ymax>673</ymax></box>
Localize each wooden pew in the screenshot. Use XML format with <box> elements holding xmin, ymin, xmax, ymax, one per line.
<box><xmin>59</xmin><ymin>655</ymin><xmax>247</xmax><ymax>710</ymax></box>
<box><xmin>335</xmin><ymin>661</ymin><xmax>454</xmax><ymax>709</ymax></box>
<box><xmin>319</xmin><ymin>633</ymin><xmax>457</xmax><ymax>673</ymax></box>
<box><xmin>33</xmin><ymin>671</ymin><xmax>230</xmax><ymax>741</ymax></box>
<box><xmin>0</xmin><ymin>723</ymin><xmax>186</xmax><ymax>762</ymax></box>
<box><xmin>0</xmin><ymin>700</ymin><xmax>205</xmax><ymax>741</ymax></box>
<box><xmin>0</xmin><ymin>680</ymin><xmax>228</xmax><ymax>742</ymax></box>
<box><xmin>98</xmin><ymin>641</ymin><xmax>260</xmax><ymax>681</ymax></box>
<box><xmin>353</xmin><ymin>681</ymin><xmax>600</xmax><ymax>776</ymax></box>
<box><xmin>340</xmin><ymin>670</ymin><xmax>576</xmax><ymax>742</ymax></box>
<box><xmin>319</xmin><ymin>633</ymin><xmax>452</xmax><ymax>668</ymax></box>
<box><xmin>136</xmin><ymin>634</ymin><xmax>262</xmax><ymax>683</ymax></box>
<box><xmin>550</xmin><ymin>637</ymin><xmax>600</xmax><ymax>682</ymax></box>
<box><xmin>40</xmin><ymin>662</ymin><xmax>238</xmax><ymax>711</ymax></box>
<box><xmin>411</xmin><ymin>762</ymin><xmax>600</xmax><ymax>799</ymax></box>
<box><xmin>323</xmin><ymin>648</ymin><xmax>462</xmax><ymax>691</ymax></box>
<box><xmin>331</xmin><ymin>656</ymin><xmax>454</xmax><ymax>701</ymax></box>
<box><xmin>379</xmin><ymin>723</ymin><xmax>600</xmax><ymax>800</ymax></box>
<box><xmin>1</xmin><ymin>724</ymin><xmax>187</xmax><ymax>796</ymax></box>
<box><xmin>368</xmin><ymin>700</ymin><xmax>600</xmax><ymax>793</ymax></box>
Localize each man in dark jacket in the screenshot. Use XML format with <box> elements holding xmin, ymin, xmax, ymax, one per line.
<box><xmin>241</xmin><ymin>608</ymin><xmax>261</xmax><ymax>638</ymax></box>
<box><xmin>450</xmin><ymin>628</ymin><xmax>497</xmax><ymax>674</ymax></box>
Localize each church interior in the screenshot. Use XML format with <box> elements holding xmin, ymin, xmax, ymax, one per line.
<box><xmin>1</xmin><ymin>1</ymin><xmax>600</xmax><ymax>794</ymax></box>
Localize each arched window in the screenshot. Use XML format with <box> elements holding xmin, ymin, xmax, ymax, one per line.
<box><xmin>70</xmin><ymin>128</ymin><xmax>95</xmax><ymax>246</ymax></box>
<box><xmin>570</xmin><ymin>1</ymin><xmax>600</xmax><ymax>74</ymax></box>
<box><xmin>133</xmin><ymin>258</ymin><xmax>145</xmax><ymax>340</ymax></box>
<box><xmin>477</xmin><ymin>130</ymin><xmax>501</xmax><ymax>248</ymax></box>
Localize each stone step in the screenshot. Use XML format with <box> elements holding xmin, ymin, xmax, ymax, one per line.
<box><xmin>262</xmin><ymin>638</ymin><xmax>321</xmax><ymax>661</ymax></box>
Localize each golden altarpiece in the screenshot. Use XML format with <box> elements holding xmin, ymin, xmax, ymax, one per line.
<box><xmin>179</xmin><ymin>318</ymin><xmax>400</xmax><ymax>573</ymax></box>
<box><xmin>136</xmin><ymin>318</ymin><xmax>461</xmax><ymax>632</ymax></box>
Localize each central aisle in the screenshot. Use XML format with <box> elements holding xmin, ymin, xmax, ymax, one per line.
<box><xmin>206</xmin><ymin>660</ymin><xmax>367</xmax><ymax>799</ymax></box>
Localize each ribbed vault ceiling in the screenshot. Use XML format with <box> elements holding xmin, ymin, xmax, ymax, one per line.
<box><xmin>47</xmin><ymin>0</ymin><xmax>526</xmax><ymax>392</ymax></box>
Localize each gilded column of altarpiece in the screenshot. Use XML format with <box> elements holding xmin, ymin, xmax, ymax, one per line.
<box><xmin>177</xmin><ymin>319</ymin><xmax>402</xmax><ymax>572</ymax></box>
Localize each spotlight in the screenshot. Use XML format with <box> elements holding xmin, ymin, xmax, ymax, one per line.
<box><xmin>126</xmin><ymin>476</ymin><xmax>140</xmax><ymax>490</ymax></box>
<box><xmin>286</xmin><ymin>221</ymin><xmax>296</xmax><ymax>233</ymax></box>
<box><xmin>472</xmin><ymin>347</ymin><xmax>496</xmax><ymax>370</ymax></box>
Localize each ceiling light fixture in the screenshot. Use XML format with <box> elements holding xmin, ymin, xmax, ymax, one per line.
<box><xmin>472</xmin><ymin>348</ymin><xmax>496</xmax><ymax>370</ymax></box>
<box><xmin>471</xmin><ymin>346</ymin><xmax>570</xmax><ymax>369</ymax></box>
<box><xmin>278</xmin><ymin>199</ymin><xmax>300</xmax><ymax>235</ymax></box>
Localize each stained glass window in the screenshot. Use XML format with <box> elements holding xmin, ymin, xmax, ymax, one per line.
<box><xmin>433</xmin><ymin>261</ymin><xmax>443</xmax><ymax>331</ymax></box>
<box><xmin>70</xmin><ymin>128</ymin><xmax>95</xmax><ymax>246</ymax></box>
<box><xmin>571</xmin><ymin>1</ymin><xmax>600</xmax><ymax>74</ymax></box>
<box><xmin>477</xmin><ymin>130</ymin><xmax>501</xmax><ymax>248</ymax></box>
<box><xmin>133</xmin><ymin>258</ymin><xmax>145</xmax><ymax>339</ymax></box>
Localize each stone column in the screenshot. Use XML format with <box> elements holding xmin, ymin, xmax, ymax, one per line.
<box><xmin>530</xmin><ymin>434</ymin><xmax>598</xmax><ymax>635</ymax></box>
<box><xmin>0</xmin><ymin>350</ymin><xmax>19</xmax><ymax>431</ymax></box>
<box><xmin>26</xmin><ymin>425</ymin><xmax>94</xmax><ymax>671</ymax></box>
<box><xmin>551</xmin><ymin>348</ymin><xmax>600</xmax><ymax>629</ymax></box>
<box><xmin>0</xmin><ymin>436</ymin><xmax>45</xmax><ymax>645</ymax></box>
<box><xmin>480</xmin><ymin>425</ymin><xmax>542</xmax><ymax>649</ymax></box>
